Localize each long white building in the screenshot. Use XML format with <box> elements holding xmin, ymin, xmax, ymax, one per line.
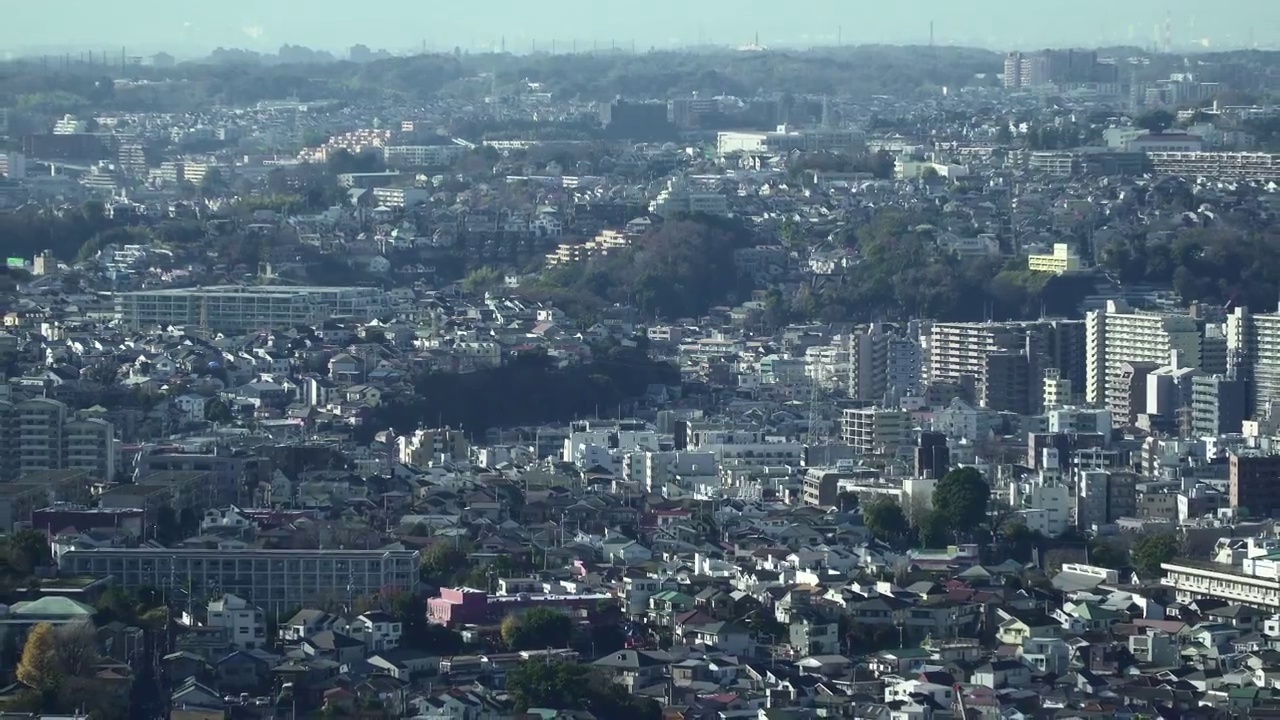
<box><xmin>116</xmin><ymin>285</ymin><xmax>389</xmax><ymax>332</ymax></box>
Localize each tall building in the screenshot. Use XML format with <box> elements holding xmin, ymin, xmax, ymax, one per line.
<box><xmin>0</xmin><ymin>399</ymin><xmax>117</xmax><ymax>482</ymax></box>
<box><xmin>848</xmin><ymin>326</ymin><xmax>889</xmax><ymax>402</ymax></box>
<box><xmin>1190</xmin><ymin>374</ymin><xmax>1248</xmax><ymax>437</ymax></box>
<box><xmin>1085</xmin><ymin>301</ymin><xmax>1202</xmax><ymax>424</ymax></box>
<box><xmin>928</xmin><ymin>320</ymin><xmax>1085</xmax><ymax>412</ymax></box>
<box><xmin>0</xmin><ymin>152</ymin><xmax>26</xmax><ymax>180</ymax></box>
<box><xmin>1229</xmin><ymin>452</ymin><xmax>1280</xmax><ymax>518</ymax></box>
<box><xmin>1227</xmin><ymin>307</ymin><xmax>1280</xmax><ymax>418</ymax></box>
<box><xmin>1003</xmin><ymin>52</ymin><xmax>1024</xmax><ymax>89</ymax></box>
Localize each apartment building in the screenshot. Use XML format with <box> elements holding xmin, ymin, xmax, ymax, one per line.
<box><xmin>1148</xmin><ymin>151</ymin><xmax>1280</xmax><ymax>181</ymax></box>
<box><xmin>1229</xmin><ymin>453</ymin><xmax>1280</xmax><ymax>518</ymax></box>
<box><xmin>116</xmin><ymin>285</ymin><xmax>388</xmax><ymax>332</ymax></box>
<box><xmin>545</xmin><ymin>229</ymin><xmax>635</xmax><ymax>267</ymax></box>
<box><xmin>1161</xmin><ymin>541</ymin><xmax>1280</xmax><ymax>612</ymax></box>
<box><xmin>1227</xmin><ymin>307</ymin><xmax>1280</xmax><ymax>418</ymax></box>
<box><xmin>928</xmin><ymin>320</ymin><xmax>1085</xmax><ymax>411</ymax></box>
<box><xmin>1026</xmin><ymin>244</ymin><xmax>1084</xmax><ymax>275</ymax></box>
<box><xmin>0</xmin><ymin>399</ymin><xmax>117</xmax><ymax>483</ymax></box>
<box><xmin>382</xmin><ymin>144</ymin><xmax>466</xmax><ymax>167</ymax></box>
<box><xmin>841</xmin><ymin>408</ymin><xmax>911</xmax><ymax>456</ymax></box>
<box><xmin>1190</xmin><ymin>374</ymin><xmax>1247</xmax><ymax>437</ymax></box>
<box><xmin>848</xmin><ymin>327</ymin><xmax>889</xmax><ymax>402</ymax></box>
<box><xmin>370</xmin><ymin>186</ymin><xmax>429</xmax><ymax>209</ymax></box>
<box><xmin>1085</xmin><ymin>301</ymin><xmax>1202</xmax><ymax>425</ymax></box>
<box><xmin>58</xmin><ymin>547</ymin><xmax>420</xmax><ymax>615</ymax></box>
<box><xmin>396</xmin><ymin>428</ymin><xmax>470</xmax><ymax>465</ymax></box>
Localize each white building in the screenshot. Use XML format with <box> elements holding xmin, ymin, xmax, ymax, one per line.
<box><xmin>649</xmin><ymin>178</ymin><xmax>729</xmax><ymax>218</ymax></box>
<box><xmin>350</xmin><ymin>611</ymin><xmax>402</xmax><ymax>652</ymax></box>
<box><xmin>0</xmin><ymin>152</ymin><xmax>26</xmax><ymax>180</ymax></box>
<box><xmin>116</xmin><ymin>285</ymin><xmax>389</xmax><ymax>332</ymax></box>
<box><xmin>206</xmin><ymin>593</ymin><xmax>267</xmax><ymax>650</ymax></box>
<box><xmin>1085</xmin><ymin>300</ymin><xmax>1202</xmax><ymax>418</ymax></box>
<box><xmin>716</xmin><ymin>125</ymin><xmax>865</xmax><ymax>157</ymax></box>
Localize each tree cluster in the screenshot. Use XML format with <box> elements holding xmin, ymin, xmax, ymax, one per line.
<box><xmin>506</xmin><ymin>660</ymin><xmax>660</xmax><ymax>720</ymax></box>
<box><xmin>501</xmin><ymin>608</ymin><xmax>574</xmax><ymax>651</ymax></box>
<box><xmin>368</xmin><ymin>344</ymin><xmax>677</xmax><ymax>440</ymax></box>
<box><xmin>535</xmin><ymin>214</ymin><xmax>753</xmax><ymax>320</ymax></box>
<box><xmin>16</xmin><ymin>622</ymin><xmax>123</xmax><ymax>718</ymax></box>
<box><xmin>793</xmin><ymin>209</ymin><xmax>1093</xmax><ymax>323</ymax></box>
<box><xmin>861</xmin><ymin>468</ymin><xmax>991</xmax><ymax>548</ymax></box>
<box><xmin>1100</xmin><ymin>227</ymin><xmax>1280</xmax><ymax>311</ymax></box>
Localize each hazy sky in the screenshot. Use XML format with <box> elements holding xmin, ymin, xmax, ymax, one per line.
<box><xmin>5</xmin><ymin>0</ymin><xmax>1278</xmax><ymax>54</ymax></box>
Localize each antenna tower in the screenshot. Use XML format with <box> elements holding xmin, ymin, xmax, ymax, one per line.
<box><xmin>1163</xmin><ymin>12</ymin><xmax>1173</xmax><ymax>53</ymax></box>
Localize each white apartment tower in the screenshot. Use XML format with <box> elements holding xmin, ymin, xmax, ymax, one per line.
<box><xmin>1085</xmin><ymin>301</ymin><xmax>1202</xmax><ymax>419</ymax></box>
<box><xmin>1227</xmin><ymin>307</ymin><xmax>1280</xmax><ymax>418</ymax></box>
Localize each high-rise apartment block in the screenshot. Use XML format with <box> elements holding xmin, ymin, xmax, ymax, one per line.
<box><xmin>927</xmin><ymin>320</ymin><xmax>1085</xmax><ymax>413</ymax></box>
<box><xmin>1085</xmin><ymin>301</ymin><xmax>1202</xmax><ymax>426</ymax></box>
<box><xmin>0</xmin><ymin>398</ymin><xmax>117</xmax><ymax>482</ymax></box>
<box><xmin>1227</xmin><ymin>307</ymin><xmax>1280</xmax><ymax>419</ymax></box>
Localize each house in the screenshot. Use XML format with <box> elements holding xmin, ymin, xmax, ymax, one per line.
<box><xmin>175</xmin><ymin>394</ymin><xmax>209</xmax><ymax>423</ymax></box>
<box><xmin>996</xmin><ymin>610</ymin><xmax>1058</xmax><ymax>646</ymax></box>
<box><xmin>351</xmin><ymin>610</ymin><xmax>403</xmax><ymax>652</ymax></box>
<box><xmin>790</xmin><ymin>613</ymin><xmax>840</xmax><ymax>656</ymax></box>
<box><xmin>283</xmin><ymin>609</ymin><xmax>348</xmax><ymax>641</ymax></box>
<box><xmin>679</xmin><ymin>621</ymin><xmax>753</xmax><ymax>654</ymax></box>
<box><xmin>971</xmin><ymin>659</ymin><xmax>1032</xmax><ymax>689</ymax></box>
<box><xmin>592</xmin><ymin>650</ymin><xmax>667</xmax><ymax>693</ymax></box>
<box><xmin>301</xmin><ymin>630</ymin><xmax>367</xmax><ymax>664</ymax></box>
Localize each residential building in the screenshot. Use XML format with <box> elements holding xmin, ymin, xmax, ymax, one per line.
<box><xmin>1148</xmin><ymin>151</ymin><xmax>1280</xmax><ymax>181</ymax></box>
<box><xmin>1190</xmin><ymin>374</ymin><xmax>1247</xmax><ymax>437</ymax></box>
<box><xmin>716</xmin><ymin>125</ymin><xmax>865</xmax><ymax>156</ymax></box>
<box><xmin>1227</xmin><ymin>307</ymin><xmax>1280</xmax><ymax>418</ymax></box>
<box><xmin>841</xmin><ymin>408</ymin><xmax>911</xmax><ymax>455</ymax></box>
<box><xmin>116</xmin><ymin>285</ymin><xmax>388</xmax><ymax>332</ymax></box>
<box><xmin>1027</xmin><ymin>243</ymin><xmax>1085</xmax><ymax>275</ymax></box>
<box><xmin>0</xmin><ymin>399</ymin><xmax>117</xmax><ymax>483</ymax></box>
<box><xmin>1229</xmin><ymin>452</ymin><xmax>1280</xmax><ymax>518</ymax></box>
<box><xmin>1085</xmin><ymin>301</ymin><xmax>1202</xmax><ymax>424</ymax></box>
<box><xmin>57</xmin><ymin>547</ymin><xmax>419</xmax><ymax>615</ymax></box>
<box><xmin>205</xmin><ymin>594</ymin><xmax>268</xmax><ymax>650</ymax></box>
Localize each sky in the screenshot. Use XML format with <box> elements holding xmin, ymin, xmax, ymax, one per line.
<box><xmin>4</xmin><ymin>0</ymin><xmax>1278</xmax><ymax>56</ymax></box>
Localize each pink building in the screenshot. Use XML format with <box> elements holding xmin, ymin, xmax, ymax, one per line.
<box><xmin>427</xmin><ymin>587</ymin><xmax>613</xmax><ymax>627</ymax></box>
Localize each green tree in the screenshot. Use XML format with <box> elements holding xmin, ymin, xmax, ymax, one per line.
<box><xmin>862</xmin><ymin>496</ymin><xmax>909</xmax><ymax>542</ymax></box>
<box><xmin>419</xmin><ymin>543</ymin><xmax>469</xmax><ymax>587</ymax></box>
<box><xmin>916</xmin><ymin>509</ymin><xmax>951</xmax><ymax>548</ymax></box>
<box><xmin>836</xmin><ymin>491</ymin><xmax>859</xmax><ymax>514</ymax></box>
<box><xmin>502</xmin><ymin>607</ymin><xmax>573</xmax><ymax>651</ymax></box>
<box><xmin>75</xmin><ymin>236</ymin><xmax>101</xmax><ymax>263</ymax></box>
<box><xmin>17</xmin><ymin>623</ymin><xmax>62</xmax><ymax>694</ymax></box>
<box><xmin>1088</xmin><ymin>538</ymin><xmax>1126</xmax><ymax>569</ymax></box>
<box><xmin>204</xmin><ymin>398</ymin><xmax>235</xmax><ymax>424</ymax></box>
<box><xmin>1135</xmin><ymin>109</ymin><xmax>1175</xmax><ymax>134</ymax></box>
<box><xmin>932</xmin><ymin>467</ymin><xmax>991</xmax><ymax>536</ymax></box>
<box><xmin>5</xmin><ymin>529</ymin><xmax>51</xmax><ymax>576</ymax></box>
<box><xmin>1131</xmin><ymin>532</ymin><xmax>1180</xmax><ymax>576</ymax></box>
<box><xmin>462</xmin><ymin>266</ymin><xmax>501</xmax><ymax>295</ymax></box>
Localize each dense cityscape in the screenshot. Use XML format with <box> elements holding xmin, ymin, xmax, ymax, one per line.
<box><xmin>2</xmin><ymin>28</ymin><xmax>1280</xmax><ymax>720</ymax></box>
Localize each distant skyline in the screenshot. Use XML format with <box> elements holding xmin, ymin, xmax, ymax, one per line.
<box><xmin>3</xmin><ymin>0</ymin><xmax>1278</xmax><ymax>57</ymax></box>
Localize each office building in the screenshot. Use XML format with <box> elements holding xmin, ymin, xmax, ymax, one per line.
<box><xmin>840</xmin><ymin>408</ymin><xmax>911</xmax><ymax>455</ymax></box>
<box><xmin>1085</xmin><ymin>301</ymin><xmax>1202</xmax><ymax>424</ymax></box>
<box><xmin>0</xmin><ymin>399</ymin><xmax>117</xmax><ymax>483</ymax></box>
<box><xmin>1230</xmin><ymin>453</ymin><xmax>1280</xmax><ymax>518</ymax></box>
<box><xmin>668</xmin><ymin>97</ymin><xmax>720</xmax><ymax>128</ymax></box>
<box><xmin>1228</xmin><ymin>307</ymin><xmax>1280</xmax><ymax>418</ymax></box>
<box><xmin>116</xmin><ymin>285</ymin><xmax>388</xmax><ymax>332</ymax></box>
<box><xmin>58</xmin><ymin>547</ymin><xmax>419</xmax><ymax>615</ymax></box>
<box><xmin>1191</xmin><ymin>375</ymin><xmax>1247</xmax><ymax>437</ymax></box>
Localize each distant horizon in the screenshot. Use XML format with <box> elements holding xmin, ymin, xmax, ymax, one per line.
<box><xmin>2</xmin><ymin>39</ymin><xmax>1274</xmax><ymax>66</ymax></box>
<box><xmin>3</xmin><ymin>0</ymin><xmax>1277</xmax><ymax>59</ymax></box>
